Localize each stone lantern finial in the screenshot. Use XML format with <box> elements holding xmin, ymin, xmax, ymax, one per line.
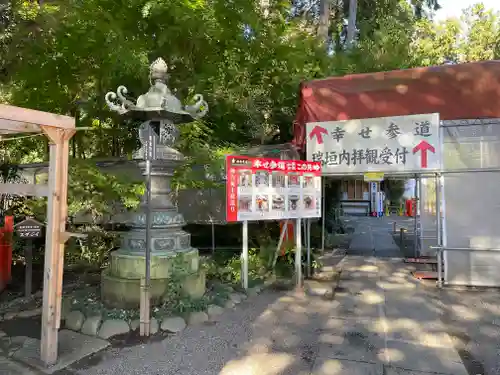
<box><xmin>150</xmin><ymin>58</ymin><xmax>168</xmax><ymax>82</ymax></box>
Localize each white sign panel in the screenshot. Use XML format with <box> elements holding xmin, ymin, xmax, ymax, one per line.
<box><xmin>225</xmin><ymin>156</ymin><xmax>322</xmax><ymax>222</ymax></box>
<box><xmin>306</xmin><ymin>113</ymin><xmax>441</xmax><ymax>174</ymax></box>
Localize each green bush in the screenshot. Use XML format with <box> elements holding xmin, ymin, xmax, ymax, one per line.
<box><xmin>64</xmin><ymin>225</ymin><xmax>120</xmax><ymax>269</ymax></box>
<box><xmin>203</xmin><ymin>237</ymin><xmax>323</xmax><ymax>284</ymax></box>
<box><xmin>202</xmin><ymin>248</ymin><xmax>267</xmax><ymax>285</ymax></box>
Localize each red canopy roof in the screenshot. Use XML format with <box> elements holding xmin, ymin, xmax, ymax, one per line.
<box><xmin>293</xmin><ymin>60</ymin><xmax>500</xmax><ymax>150</ymax></box>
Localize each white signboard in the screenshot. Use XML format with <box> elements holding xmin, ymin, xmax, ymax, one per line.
<box><xmin>306</xmin><ymin>113</ymin><xmax>441</xmax><ymax>174</ymax></box>
<box><xmin>225</xmin><ymin>156</ymin><xmax>322</xmax><ymax>222</ymax></box>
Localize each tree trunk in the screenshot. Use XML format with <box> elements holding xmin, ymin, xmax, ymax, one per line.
<box><xmin>346</xmin><ymin>0</ymin><xmax>358</xmax><ymax>49</ymax></box>
<box><xmin>332</xmin><ymin>0</ymin><xmax>344</xmax><ymax>53</ymax></box>
<box><xmin>318</xmin><ymin>0</ymin><xmax>331</xmax><ymax>44</ymax></box>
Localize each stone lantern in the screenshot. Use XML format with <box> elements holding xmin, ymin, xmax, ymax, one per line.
<box><xmin>101</xmin><ymin>58</ymin><xmax>208</xmax><ymax>308</ymax></box>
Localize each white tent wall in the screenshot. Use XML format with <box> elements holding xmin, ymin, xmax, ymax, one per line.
<box><xmin>442</xmin><ymin>119</ymin><xmax>500</xmax><ymax>287</ymax></box>
<box><xmin>419</xmin><ymin>176</ymin><xmax>438</xmax><ymax>257</ymax></box>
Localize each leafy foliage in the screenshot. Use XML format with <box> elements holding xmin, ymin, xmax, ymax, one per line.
<box><xmin>3</xmin><ymin>1</ymin><xmax>499</xmax><ymax>166</ymax></box>
<box><xmin>410</xmin><ymin>3</ymin><xmax>500</xmax><ymax>65</ymax></box>
<box><xmin>385</xmin><ymin>180</ymin><xmax>406</xmax><ymax>204</ymax></box>
<box><xmin>24</xmin><ymin>160</ymin><xmax>143</xmax><ymax>222</ymax></box>
<box><xmin>67</xmin><ymin>161</ymin><xmax>143</xmax><ymax>220</ymax></box>
<box><xmin>2</xmin><ymin>0</ymin><xmax>500</xmax><ymax>273</ymax></box>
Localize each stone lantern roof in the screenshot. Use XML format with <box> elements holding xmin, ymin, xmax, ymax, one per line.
<box><xmin>105</xmin><ymin>58</ymin><xmax>208</xmax><ymax>123</ymax></box>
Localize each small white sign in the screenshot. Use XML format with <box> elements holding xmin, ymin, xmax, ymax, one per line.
<box><xmin>306</xmin><ymin>113</ymin><xmax>441</xmax><ymax>174</ymax></box>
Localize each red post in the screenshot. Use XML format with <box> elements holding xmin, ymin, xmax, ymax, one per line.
<box><xmin>280</xmin><ymin>221</ymin><xmax>295</xmax><ymax>255</ymax></box>
<box><xmin>405</xmin><ymin>199</ymin><xmax>414</xmax><ymax>217</ymax></box>
<box><xmin>4</xmin><ymin>216</ymin><xmax>13</xmax><ymax>283</ymax></box>
<box><xmin>0</xmin><ymin>216</ymin><xmax>13</xmax><ymax>289</ymax></box>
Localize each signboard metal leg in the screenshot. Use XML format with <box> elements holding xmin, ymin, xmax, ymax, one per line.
<box><xmin>321</xmin><ymin>177</ymin><xmax>326</xmax><ymax>253</ymax></box>
<box><xmin>242</xmin><ymin>220</ymin><xmax>249</xmax><ymax>290</ymax></box>
<box><xmin>295</xmin><ymin>218</ymin><xmax>302</xmax><ymax>290</ymax></box>
<box><xmin>306</xmin><ymin>219</ymin><xmax>311</xmax><ymax>278</ymax></box>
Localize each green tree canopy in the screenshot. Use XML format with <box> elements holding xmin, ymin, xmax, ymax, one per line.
<box><xmin>1</xmin><ymin>1</ymin><xmax>499</xmax><ymax>165</ymax></box>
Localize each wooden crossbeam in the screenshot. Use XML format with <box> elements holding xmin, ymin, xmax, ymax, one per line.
<box><xmin>0</xmin><ymin>104</ymin><xmax>75</xmax><ymax>131</ymax></box>
<box><xmin>0</xmin><ymin>183</ymin><xmax>49</xmax><ymax>197</ymax></box>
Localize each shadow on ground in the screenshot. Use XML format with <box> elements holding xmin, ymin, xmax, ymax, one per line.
<box><xmin>29</xmin><ymin>216</ymin><xmax>499</xmax><ymax>375</ymax></box>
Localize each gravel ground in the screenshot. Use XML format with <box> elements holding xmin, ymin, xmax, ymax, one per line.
<box><xmin>58</xmin><ymin>214</ymin><xmax>500</xmax><ymax>375</ymax></box>
<box><xmin>70</xmin><ymin>287</ymin><xmax>337</xmax><ymax>375</ymax></box>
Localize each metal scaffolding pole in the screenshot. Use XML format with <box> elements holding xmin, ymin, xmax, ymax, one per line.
<box><xmin>413</xmin><ymin>174</ymin><xmax>419</xmax><ymax>258</ymax></box>
<box><xmin>321</xmin><ymin>177</ymin><xmax>326</xmax><ymax>253</ymax></box>
<box><xmin>418</xmin><ymin>176</ymin><xmax>423</xmax><ymax>254</ymax></box>
<box><xmin>435</xmin><ymin>173</ymin><xmax>443</xmax><ymax>287</ymax></box>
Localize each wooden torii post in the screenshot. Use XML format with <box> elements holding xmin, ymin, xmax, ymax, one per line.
<box><xmin>0</xmin><ymin>104</ymin><xmax>75</xmax><ymax>366</ymax></box>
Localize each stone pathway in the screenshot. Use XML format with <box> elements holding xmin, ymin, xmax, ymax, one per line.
<box><xmin>332</xmin><ymin>256</ymin><xmax>467</xmax><ymax>375</ymax></box>
<box><xmin>57</xmin><ymin>218</ymin><xmax>464</xmax><ymax>375</ymax></box>
<box><xmin>1</xmin><ymin>216</ymin><xmax>495</xmax><ymax>375</ymax></box>
<box><xmin>439</xmin><ymin>288</ymin><xmax>500</xmax><ymax>375</ymax></box>
<box><xmin>70</xmin><ymin>255</ymin><xmax>469</xmax><ymax>375</ymax></box>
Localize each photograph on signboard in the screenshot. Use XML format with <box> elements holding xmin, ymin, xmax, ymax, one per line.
<box><xmin>271</xmin><ymin>194</ymin><xmax>286</xmax><ymax>212</ymax></box>
<box><xmin>255</xmin><ymin>171</ymin><xmax>269</xmax><ymax>187</ymax></box>
<box><xmin>302</xmin><ymin>175</ymin><xmax>315</xmax><ymax>189</ymax></box>
<box><xmin>238</xmin><ymin>195</ymin><xmax>252</xmax><ymax>212</ymax></box>
<box><xmin>303</xmin><ymin>195</ymin><xmax>314</xmax><ymax>210</ymax></box>
<box><xmin>288</xmin><ymin>194</ymin><xmax>300</xmax><ymax>212</ymax></box>
<box><xmin>272</xmin><ymin>172</ymin><xmax>286</xmax><ymax>189</ymax></box>
<box><xmin>255</xmin><ymin>195</ymin><xmax>269</xmax><ymax>212</ymax></box>
<box><xmin>237</xmin><ymin>170</ymin><xmax>252</xmax><ymax>188</ymax></box>
<box><xmin>288</xmin><ymin>173</ymin><xmax>300</xmax><ymax>188</ymax></box>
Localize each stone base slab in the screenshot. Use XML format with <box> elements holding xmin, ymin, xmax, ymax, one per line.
<box><xmin>101</xmin><ymin>268</ymin><xmax>206</xmax><ymax>309</ymax></box>
<box><xmin>11</xmin><ymin>329</ymin><xmax>109</xmax><ymax>374</ymax></box>
<box><xmin>108</xmin><ymin>248</ymin><xmax>200</xmax><ymax>279</ymax></box>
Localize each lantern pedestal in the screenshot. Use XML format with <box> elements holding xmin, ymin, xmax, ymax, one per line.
<box><xmin>101</xmin><ymin>251</ymin><xmax>205</xmax><ymax>309</ymax></box>
<box><xmin>100</xmin><ymin>120</ymin><xmax>206</xmax><ymax>308</ymax></box>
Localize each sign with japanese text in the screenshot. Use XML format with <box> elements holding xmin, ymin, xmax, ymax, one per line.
<box><xmin>306</xmin><ymin>113</ymin><xmax>441</xmax><ymax>174</ymax></box>
<box><xmin>14</xmin><ymin>218</ymin><xmax>44</xmax><ymax>239</ymax></box>
<box><xmin>225</xmin><ymin>156</ymin><xmax>322</xmax><ymax>222</ymax></box>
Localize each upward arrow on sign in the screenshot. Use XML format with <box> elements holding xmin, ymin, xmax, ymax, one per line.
<box><xmin>412</xmin><ymin>140</ymin><xmax>435</xmax><ymax>168</ymax></box>
<box><xmin>309</xmin><ymin>126</ymin><xmax>328</xmax><ymax>145</ymax></box>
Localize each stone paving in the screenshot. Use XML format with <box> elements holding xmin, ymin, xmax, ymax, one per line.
<box><xmin>2</xmin><ymin>216</ymin><xmax>498</xmax><ymax>375</ymax></box>
<box><xmin>439</xmin><ymin>288</ymin><xmax>500</xmax><ymax>375</ymax></box>
<box><xmin>61</xmin><ymin>217</ymin><xmax>465</xmax><ymax>375</ymax></box>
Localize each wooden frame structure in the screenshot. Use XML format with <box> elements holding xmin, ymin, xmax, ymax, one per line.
<box><xmin>0</xmin><ymin>104</ymin><xmax>75</xmax><ymax>366</ymax></box>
